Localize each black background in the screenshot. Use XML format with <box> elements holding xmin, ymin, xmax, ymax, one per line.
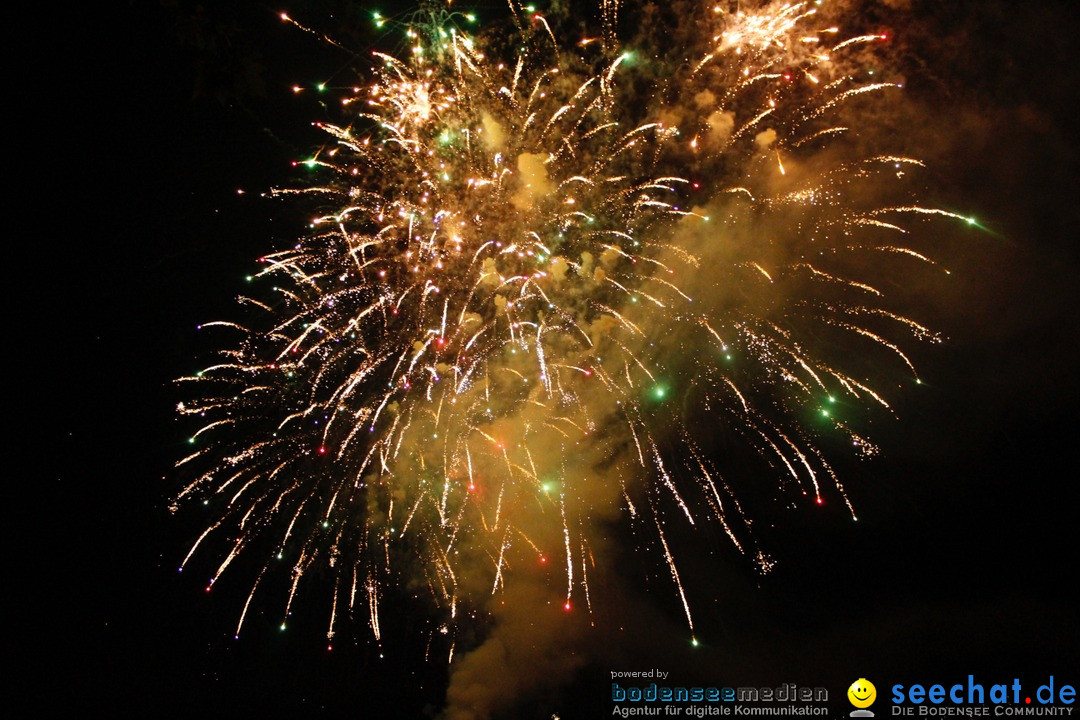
<box><xmin>22</xmin><ymin>1</ymin><xmax>1079</xmax><ymax>716</ymax></box>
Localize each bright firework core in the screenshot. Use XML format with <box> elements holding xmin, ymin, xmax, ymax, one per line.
<box><xmin>174</xmin><ymin>0</ymin><xmax>967</xmax><ymax>656</ymax></box>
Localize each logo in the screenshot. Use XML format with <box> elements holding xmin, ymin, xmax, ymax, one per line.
<box><xmin>849</xmin><ymin>679</ymin><xmax>878</xmax><ymax>718</ymax></box>
<box><xmin>889</xmin><ymin>675</ymin><xmax>1076</xmax><ymax>715</ymax></box>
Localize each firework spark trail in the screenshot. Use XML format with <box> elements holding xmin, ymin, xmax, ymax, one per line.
<box><xmin>174</xmin><ymin>0</ymin><xmax>964</xmax><ymax>654</ymax></box>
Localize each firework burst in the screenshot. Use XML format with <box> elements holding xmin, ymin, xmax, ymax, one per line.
<box><xmin>174</xmin><ymin>0</ymin><xmax>967</xmax><ymax>654</ymax></box>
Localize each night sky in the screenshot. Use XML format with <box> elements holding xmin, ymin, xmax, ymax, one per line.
<box><xmin>24</xmin><ymin>1</ymin><xmax>1079</xmax><ymax>717</ymax></box>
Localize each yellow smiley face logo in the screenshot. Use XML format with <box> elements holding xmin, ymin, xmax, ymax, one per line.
<box><xmin>848</xmin><ymin>679</ymin><xmax>877</xmax><ymax>708</ymax></box>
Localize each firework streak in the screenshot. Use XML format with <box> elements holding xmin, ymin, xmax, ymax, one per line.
<box><xmin>174</xmin><ymin>0</ymin><xmax>967</xmax><ymax>653</ymax></box>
